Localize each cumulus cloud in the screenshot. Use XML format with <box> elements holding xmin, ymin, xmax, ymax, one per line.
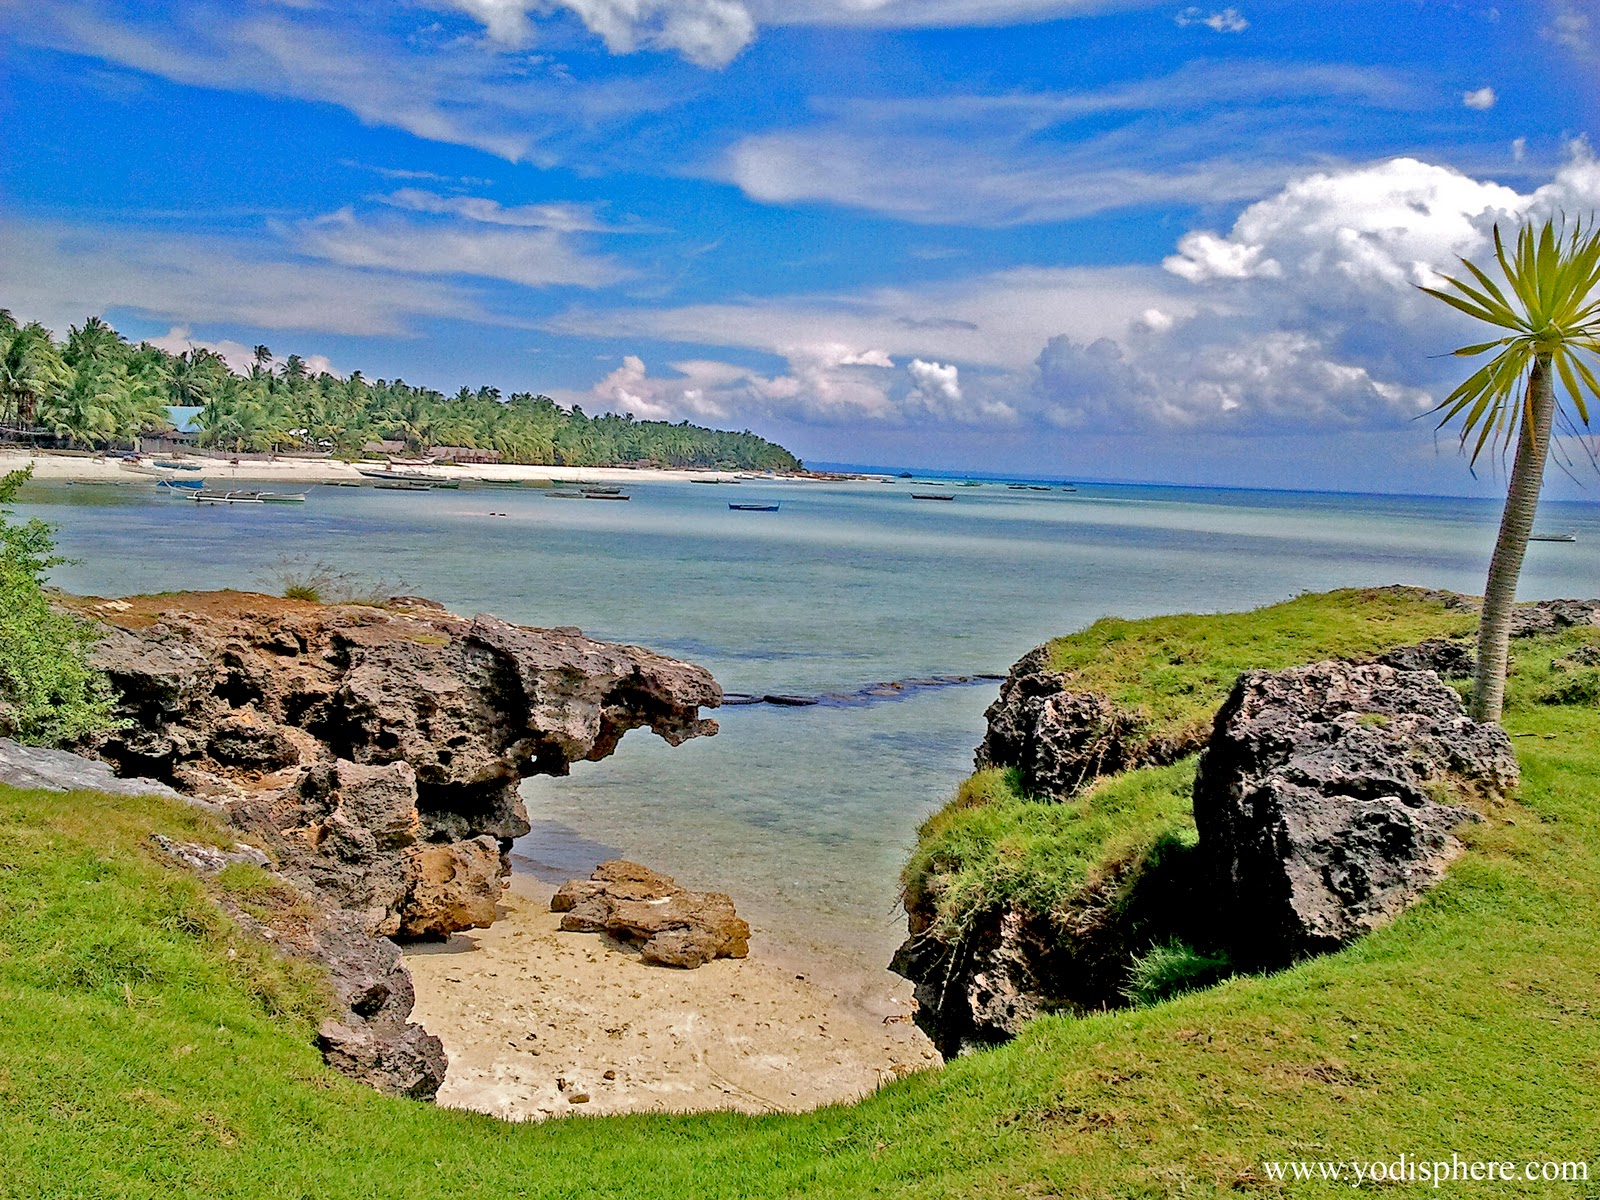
<box><xmin>1175</xmin><ymin>7</ymin><xmax>1247</xmax><ymax>33</ymax></box>
<box><xmin>1031</xmin><ymin>146</ymin><xmax>1600</xmax><ymax>435</ymax></box>
<box><xmin>1462</xmin><ymin>86</ymin><xmax>1497</xmax><ymax>110</ymax></box>
<box><xmin>1543</xmin><ymin>2</ymin><xmax>1592</xmax><ymax>55</ymax></box>
<box><xmin>587</xmin><ymin>345</ymin><xmax>901</xmax><ymax>423</ymax></box>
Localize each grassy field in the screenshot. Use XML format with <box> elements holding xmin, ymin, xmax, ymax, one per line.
<box><xmin>2</xmin><ymin>591</ymin><xmax>1598</xmax><ymax>1198</ymax></box>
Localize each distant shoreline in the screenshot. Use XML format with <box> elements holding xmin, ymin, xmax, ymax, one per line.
<box><xmin>2</xmin><ymin>450</ymin><xmax>870</xmax><ymax>488</ymax></box>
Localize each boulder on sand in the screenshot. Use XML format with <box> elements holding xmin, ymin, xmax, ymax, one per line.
<box><xmin>552</xmin><ymin>860</ymin><xmax>750</xmax><ymax>968</ymax></box>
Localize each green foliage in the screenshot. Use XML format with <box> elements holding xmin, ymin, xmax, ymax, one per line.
<box><xmin>1120</xmin><ymin>939</ymin><xmax>1234</xmax><ymax>1006</ymax></box>
<box><xmin>1423</xmin><ymin>219</ymin><xmax>1600</xmax><ymax>464</ymax></box>
<box><xmin>0</xmin><ymin>308</ymin><xmax>802</xmax><ymax>469</ymax></box>
<box><xmin>2</xmin><ymin>597</ymin><xmax>1600</xmax><ymax>1196</ymax></box>
<box><xmin>0</xmin><ymin>468</ymin><xmax>119</xmax><ymax>744</ymax></box>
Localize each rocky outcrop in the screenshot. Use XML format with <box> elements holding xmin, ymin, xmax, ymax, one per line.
<box><xmin>975</xmin><ymin>658</ymin><xmax>1158</xmax><ymax>799</ymax></box>
<box><xmin>552</xmin><ymin>860</ymin><xmax>751</xmax><ymax>968</ymax></box>
<box><xmin>1373</xmin><ymin>638</ymin><xmax>1475</xmax><ymax>678</ymax></box>
<box><xmin>65</xmin><ymin>590</ymin><xmax>720</xmax><ymax>1097</ymax></box>
<box><xmin>1192</xmin><ymin>661</ymin><xmax>1517</xmax><ymax>968</ymax></box>
<box><xmin>75</xmin><ymin>590</ymin><xmax>720</xmax><ymax>939</ymax></box>
<box><xmin>1508</xmin><ymin>598</ymin><xmax>1600</xmax><ymax>637</ymax></box>
<box><xmin>150</xmin><ymin>833</ymin><xmax>447</xmax><ymax>1100</ymax></box>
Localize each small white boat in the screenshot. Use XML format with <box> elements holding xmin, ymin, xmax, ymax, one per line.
<box><xmin>1529</xmin><ymin>532</ymin><xmax>1577</xmax><ymax>543</ymax></box>
<box><xmin>191</xmin><ymin>490</ymin><xmax>264</xmax><ymax>504</ymax></box>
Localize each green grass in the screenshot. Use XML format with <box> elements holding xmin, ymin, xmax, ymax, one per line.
<box><xmin>3</xmin><ymin>592</ymin><xmax>1599</xmax><ymax>1197</ymax></box>
<box><xmin>1041</xmin><ymin>586</ymin><xmax>1475</xmax><ymax>752</ymax></box>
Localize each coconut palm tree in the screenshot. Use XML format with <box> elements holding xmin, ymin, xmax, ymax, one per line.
<box><xmin>1423</xmin><ymin>217</ymin><xmax>1600</xmax><ymax>723</ymax></box>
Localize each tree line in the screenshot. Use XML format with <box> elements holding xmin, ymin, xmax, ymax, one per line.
<box><xmin>0</xmin><ymin>311</ymin><xmax>802</xmax><ymax>471</ymax></box>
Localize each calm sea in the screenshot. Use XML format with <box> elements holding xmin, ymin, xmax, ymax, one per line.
<box><xmin>25</xmin><ymin>476</ymin><xmax>1600</xmax><ymax>972</ymax></box>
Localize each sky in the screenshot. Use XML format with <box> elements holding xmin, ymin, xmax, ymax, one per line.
<box><xmin>1</xmin><ymin>0</ymin><xmax>1598</xmax><ymax>493</ymax></box>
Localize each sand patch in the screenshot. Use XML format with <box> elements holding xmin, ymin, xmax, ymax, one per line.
<box><xmin>403</xmin><ymin>874</ymin><xmax>938</xmax><ymax>1121</ymax></box>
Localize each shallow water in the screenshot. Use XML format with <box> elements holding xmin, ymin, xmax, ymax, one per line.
<box><xmin>28</xmin><ymin>476</ymin><xmax>1600</xmax><ymax>969</ymax></box>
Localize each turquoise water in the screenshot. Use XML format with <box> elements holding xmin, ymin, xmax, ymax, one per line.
<box><xmin>25</xmin><ymin>477</ymin><xmax>1600</xmax><ymax>968</ymax></box>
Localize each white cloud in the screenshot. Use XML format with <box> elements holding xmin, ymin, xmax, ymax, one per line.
<box><xmin>441</xmin><ymin>0</ymin><xmax>757</xmax><ymax>67</ymax></box>
<box><xmin>587</xmin><ymin>346</ymin><xmax>902</xmax><ymax>423</ymax></box>
<box><xmin>295</xmin><ymin>207</ymin><xmax>633</xmax><ymax>288</ymax></box>
<box><xmin>1543</xmin><ymin>2</ymin><xmax>1592</xmax><ymax>55</ymax></box>
<box><xmin>1462</xmin><ymin>86</ymin><xmax>1497</xmax><ymax>110</ymax></box>
<box><xmin>26</xmin><ymin>3</ymin><xmax>675</xmax><ymax>164</ymax></box>
<box><xmin>723</xmin><ymin>62</ymin><xmax>1416</xmax><ymax>225</ymax></box>
<box><xmin>1175</xmin><ymin>7</ymin><xmax>1247</xmax><ymax>33</ymax></box>
<box><xmin>149</xmin><ymin>327</ymin><xmax>341</xmax><ymax>378</ymax></box>
<box><xmin>378</xmin><ymin>189</ymin><xmax>629</xmax><ymax>233</ymax></box>
<box><xmin>562</xmin><ymin>148</ymin><xmax>1600</xmax><ymax>440</ymax></box>
<box><xmin>0</xmin><ymin>216</ymin><xmax>483</xmax><ymax>338</ymax></box>
<box><xmin>748</xmin><ymin>1</ymin><xmax>1141</xmax><ymax>27</ymax></box>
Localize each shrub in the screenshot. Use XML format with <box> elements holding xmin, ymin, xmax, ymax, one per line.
<box><xmin>0</xmin><ymin>468</ymin><xmax>120</xmax><ymax>745</ymax></box>
<box><xmin>259</xmin><ymin>555</ymin><xmax>410</xmax><ymax>607</ymax></box>
<box><xmin>1120</xmin><ymin>938</ymin><xmax>1234</xmax><ymax>1006</ymax></box>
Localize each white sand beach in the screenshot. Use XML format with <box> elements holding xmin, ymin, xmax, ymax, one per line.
<box><xmin>403</xmin><ymin>874</ymin><xmax>938</xmax><ymax>1122</ymax></box>
<box><xmin>1</xmin><ymin>449</ymin><xmax>844</xmax><ymax>487</ymax></box>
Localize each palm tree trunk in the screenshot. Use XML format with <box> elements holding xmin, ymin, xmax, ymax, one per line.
<box><xmin>1472</xmin><ymin>354</ymin><xmax>1556</xmax><ymax>724</ymax></box>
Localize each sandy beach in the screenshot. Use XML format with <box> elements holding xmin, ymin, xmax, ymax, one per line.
<box><xmin>1</xmin><ymin>449</ymin><xmax>832</xmax><ymax>487</ymax></box>
<box><xmin>403</xmin><ymin>874</ymin><xmax>938</xmax><ymax>1122</ymax></box>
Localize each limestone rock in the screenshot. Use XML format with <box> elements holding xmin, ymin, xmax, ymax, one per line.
<box><xmin>552</xmin><ymin>860</ymin><xmax>750</xmax><ymax>968</ymax></box>
<box><xmin>73</xmin><ymin>590</ymin><xmax>719</xmax><ymax>940</ymax></box>
<box><xmin>1192</xmin><ymin>660</ymin><xmax>1516</xmax><ymax>967</ymax></box>
<box><xmin>397</xmin><ymin>837</ymin><xmax>504</xmax><ymax>938</ymax></box>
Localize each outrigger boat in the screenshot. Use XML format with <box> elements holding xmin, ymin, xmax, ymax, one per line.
<box><xmin>1529</xmin><ymin>532</ymin><xmax>1578</xmax><ymax>543</ymax></box>
<box><xmin>156</xmin><ymin>478</ymin><xmax>206</xmax><ymax>491</ymax></box>
<box><xmin>191</xmin><ymin>489</ymin><xmax>306</xmax><ymax>504</ymax></box>
<box><xmin>729</xmin><ymin>503</ymin><xmax>779</xmax><ymax>511</ymax></box>
<box><xmin>912</xmin><ymin>493</ymin><xmax>955</xmax><ymax>501</ymax></box>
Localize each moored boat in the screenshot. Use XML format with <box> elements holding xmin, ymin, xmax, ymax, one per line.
<box><xmin>190</xmin><ymin>490</ymin><xmax>264</xmax><ymax>504</ymax></box>
<box><xmin>729</xmin><ymin>503</ymin><xmax>779</xmax><ymax>511</ymax></box>
<box><xmin>1529</xmin><ymin>532</ymin><xmax>1578</xmax><ymax>543</ymax></box>
<box><xmin>157</xmin><ymin>478</ymin><xmax>206</xmax><ymax>491</ymax></box>
<box><xmin>912</xmin><ymin>493</ymin><xmax>955</xmax><ymax>501</ymax></box>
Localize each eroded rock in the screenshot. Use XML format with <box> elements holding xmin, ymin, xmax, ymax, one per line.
<box><xmin>552</xmin><ymin>860</ymin><xmax>750</xmax><ymax>968</ymax></box>
<box><xmin>975</xmin><ymin>669</ymin><xmax>1148</xmax><ymax>798</ymax></box>
<box><xmin>1193</xmin><ymin>660</ymin><xmax>1517</xmax><ymax>968</ymax></box>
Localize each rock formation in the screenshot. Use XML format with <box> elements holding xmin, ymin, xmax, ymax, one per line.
<box><xmin>974</xmin><ymin>648</ymin><xmax>1156</xmax><ymax>798</ymax></box>
<box><xmin>552</xmin><ymin>860</ymin><xmax>751</xmax><ymax>968</ymax></box>
<box><xmin>63</xmin><ymin>590</ymin><xmax>721</xmax><ymax>1096</ymax></box>
<box><xmin>1192</xmin><ymin>660</ymin><xmax>1516</xmax><ymax>967</ymax></box>
<box><xmin>74</xmin><ymin>590</ymin><xmax>720</xmax><ymax>939</ymax></box>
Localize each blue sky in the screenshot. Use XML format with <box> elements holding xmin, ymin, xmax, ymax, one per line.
<box><xmin>2</xmin><ymin>0</ymin><xmax>1597</xmax><ymax>492</ymax></box>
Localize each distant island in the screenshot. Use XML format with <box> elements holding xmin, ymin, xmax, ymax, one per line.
<box><xmin>0</xmin><ymin>310</ymin><xmax>801</xmax><ymax>472</ymax></box>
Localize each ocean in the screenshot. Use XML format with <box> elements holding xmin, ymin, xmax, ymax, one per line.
<box><xmin>26</xmin><ymin>475</ymin><xmax>1600</xmax><ymax>974</ymax></box>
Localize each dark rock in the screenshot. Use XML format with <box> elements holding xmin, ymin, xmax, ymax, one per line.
<box><xmin>1556</xmin><ymin>644</ymin><xmax>1600</xmax><ymax>669</ymax></box>
<box><xmin>1193</xmin><ymin>661</ymin><xmax>1516</xmax><ymax>968</ymax></box>
<box><xmin>1374</xmin><ymin>638</ymin><xmax>1475</xmax><ymax>678</ymax></box>
<box><xmin>317</xmin><ymin>1019</ymin><xmax>447</xmax><ymax>1102</ymax></box>
<box><xmin>1509</xmin><ymin>598</ymin><xmax>1600</xmax><ymax>637</ymax></box>
<box><xmin>975</xmin><ymin>669</ymin><xmax>1147</xmax><ymax>797</ymax></box>
<box><xmin>551</xmin><ymin>860</ymin><xmax>750</xmax><ymax>968</ymax></box>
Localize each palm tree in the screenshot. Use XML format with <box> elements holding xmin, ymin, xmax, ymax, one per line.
<box><xmin>1423</xmin><ymin>217</ymin><xmax>1600</xmax><ymax>723</ymax></box>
